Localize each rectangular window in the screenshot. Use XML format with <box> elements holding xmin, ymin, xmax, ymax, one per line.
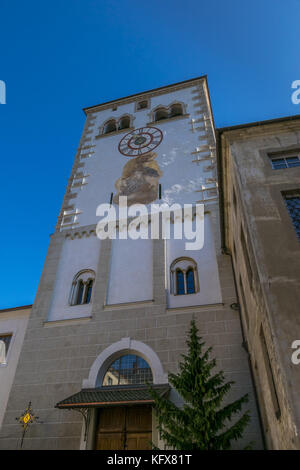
<box><xmin>282</xmin><ymin>190</ymin><xmax>300</xmax><ymax>242</ymax></box>
<box><xmin>0</xmin><ymin>334</ymin><xmax>12</xmax><ymax>364</ymax></box>
<box><xmin>135</xmin><ymin>99</ymin><xmax>150</xmax><ymax>112</ymax></box>
<box><xmin>269</xmin><ymin>151</ymin><xmax>300</xmax><ymax>170</ymax></box>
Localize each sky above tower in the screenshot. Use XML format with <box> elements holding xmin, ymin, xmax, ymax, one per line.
<box><xmin>0</xmin><ymin>0</ymin><xmax>299</xmax><ymax>308</ymax></box>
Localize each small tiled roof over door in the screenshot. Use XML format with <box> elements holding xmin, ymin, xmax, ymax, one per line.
<box><xmin>55</xmin><ymin>384</ymin><xmax>170</xmax><ymax>409</ymax></box>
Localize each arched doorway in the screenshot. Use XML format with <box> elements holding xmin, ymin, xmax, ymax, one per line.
<box><xmin>56</xmin><ymin>339</ymin><xmax>169</xmax><ymax>450</ymax></box>
<box><xmin>96</xmin><ymin>353</ymin><xmax>153</xmax><ymax>450</ymax></box>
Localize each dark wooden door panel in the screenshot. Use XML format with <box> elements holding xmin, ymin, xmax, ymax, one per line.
<box><xmin>96</xmin><ymin>432</ymin><xmax>123</xmax><ymax>450</ymax></box>
<box><xmin>126</xmin><ymin>406</ymin><xmax>152</xmax><ymax>432</ymax></box>
<box><xmin>98</xmin><ymin>407</ymin><xmax>126</xmax><ymax>432</ymax></box>
<box><xmin>126</xmin><ymin>433</ymin><xmax>152</xmax><ymax>450</ymax></box>
<box><xmin>96</xmin><ymin>405</ymin><xmax>152</xmax><ymax>450</ymax></box>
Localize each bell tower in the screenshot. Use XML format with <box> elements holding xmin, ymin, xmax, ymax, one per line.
<box><xmin>0</xmin><ymin>77</ymin><xmax>263</xmax><ymax>450</ymax></box>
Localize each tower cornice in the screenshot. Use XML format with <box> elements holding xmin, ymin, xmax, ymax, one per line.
<box><xmin>83</xmin><ymin>76</ymin><xmax>208</xmax><ymax>115</ymax></box>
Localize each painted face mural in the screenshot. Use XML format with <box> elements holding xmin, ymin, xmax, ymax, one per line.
<box><xmin>113</xmin><ymin>151</ymin><xmax>162</xmax><ymax>206</ymax></box>
<box><xmin>114</xmin><ymin>127</ymin><xmax>163</xmax><ymax>206</ymax></box>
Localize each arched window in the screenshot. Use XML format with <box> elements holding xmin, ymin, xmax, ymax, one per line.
<box><xmin>103</xmin><ymin>119</ymin><xmax>117</xmax><ymax>134</ymax></box>
<box><xmin>176</xmin><ymin>269</ymin><xmax>185</xmax><ymax>295</ymax></box>
<box><xmin>69</xmin><ymin>269</ymin><xmax>95</xmax><ymax>306</ymax></box>
<box><xmin>76</xmin><ymin>280</ymin><xmax>84</xmax><ymax>305</ymax></box>
<box><xmin>118</xmin><ymin>115</ymin><xmax>131</xmax><ymax>130</ymax></box>
<box><xmin>170</xmin><ymin>258</ymin><xmax>199</xmax><ymax>295</ymax></box>
<box><xmin>102</xmin><ymin>354</ymin><xmax>153</xmax><ymax>386</ymax></box>
<box><xmin>186</xmin><ymin>268</ymin><xmax>195</xmax><ymax>294</ymax></box>
<box><xmin>154</xmin><ymin>107</ymin><xmax>168</xmax><ymax>121</ymax></box>
<box><xmin>84</xmin><ymin>279</ymin><xmax>93</xmax><ymax>304</ymax></box>
<box><xmin>151</xmin><ymin>102</ymin><xmax>186</xmax><ymax>123</ymax></box>
<box><xmin>170</xmin><ymin>103</ymin><xmax>183</xmax><ymax>117</ymax></box>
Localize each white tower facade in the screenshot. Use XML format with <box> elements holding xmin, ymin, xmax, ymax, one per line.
<box><xmin>0</xmin><ymin>77</ymin><xmax>263</xmax><ymax>450</ymax></box>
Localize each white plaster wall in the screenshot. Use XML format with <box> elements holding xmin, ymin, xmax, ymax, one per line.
<box><xmin>48</xmin><ymin>236</ymin><xmax>101</xmax><ymax>321</ymax></box>
<box><xmin>106</xmin><ymin>238</ymin><xmax>153</xmax><ymax>305</ymax></box>
<box><xmin>72</xmin><ymin>84</ymin><xmax>211</xmax><ymax>227</ymax></box>
<box><xmin>56</xmin><ymin>83</ymin><xmax>218</xmax><ymax>309</ymax></box>
<box><xmin>0</xmin><ymin>309</ymin><xmax>30</xmax><ymax>428</ymax></box>
<box><xmin>166</xmin><ymin>214</ymin><xmax>222</xmax><ymax>308</ymax></box>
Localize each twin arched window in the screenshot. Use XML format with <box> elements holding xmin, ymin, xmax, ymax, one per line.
<box><xmin>170</xmin><ymin>258</ymin><xmax>199</xmax><ymax>295</ymax></box>
<box><xmin>69</xmin><ymin>269</ymin><xmax>95</xmax><ymax>306</ymax></box>
<box><xmin>153</xmin><ymin>102</ymin><xmax>184</xmax><ymax>122</ymax></box>
<box><xmin>102</xmin><ymin>115</ymin><xmax>132</xmax><ymax>135</ymax></box>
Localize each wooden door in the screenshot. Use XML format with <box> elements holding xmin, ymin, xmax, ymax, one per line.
<box><xmin>96</xmin><ymin>406</ymin><xmax>152</xmax><ymax>450</ymax></box>
<box><xmin>96</xmin><ymin>407</ymin><xmax>125</xmax><ymax>450</ymax></box>
<box><xmin>126</xmin><ymin>406</ymin><xmax>152</xmax><ymax>450</ymax></box>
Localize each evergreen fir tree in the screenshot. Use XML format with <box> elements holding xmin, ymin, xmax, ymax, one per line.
<box><xmin>149</xmin><ymin>319</ymin><xmax>250</xmax><ymax>450</ymax></box>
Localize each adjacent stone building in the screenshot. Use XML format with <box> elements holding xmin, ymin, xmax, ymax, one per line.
<box><xmin>217</xmin><ymin>116</ymin><xmax>300</xmax><ymax>449</ymax></box>
<box><xmin>0</xmin><ymin>306</ymin><xmax>31</xmax><ymax>430</ymax></box>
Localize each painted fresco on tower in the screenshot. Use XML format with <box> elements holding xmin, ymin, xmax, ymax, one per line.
<box><xmin>113</xmin><ymin>151</ymin><xmax>162</xmax><ymax>206</ymax></box>
<box><xmin>114</xmin><ymin>126</ymin><xmax>163</xmax><ymax>206</ymax></box>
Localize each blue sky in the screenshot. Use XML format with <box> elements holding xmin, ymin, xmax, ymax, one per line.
<box><xmin>0</xmin><ymin>0</ymin><xmax>299</xmax><ymax>308</ymax></box>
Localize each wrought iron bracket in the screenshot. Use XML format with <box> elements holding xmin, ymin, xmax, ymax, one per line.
<box><xmin>69</xmin><ymin>407</ymin><xmax>90</xmax><ymax>442</ymax></box>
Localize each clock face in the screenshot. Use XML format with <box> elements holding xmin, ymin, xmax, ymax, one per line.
<box><xmin>118</xmin><ymin>126</ymin><xmax>163</xmax><ymax>157</ymax></box>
